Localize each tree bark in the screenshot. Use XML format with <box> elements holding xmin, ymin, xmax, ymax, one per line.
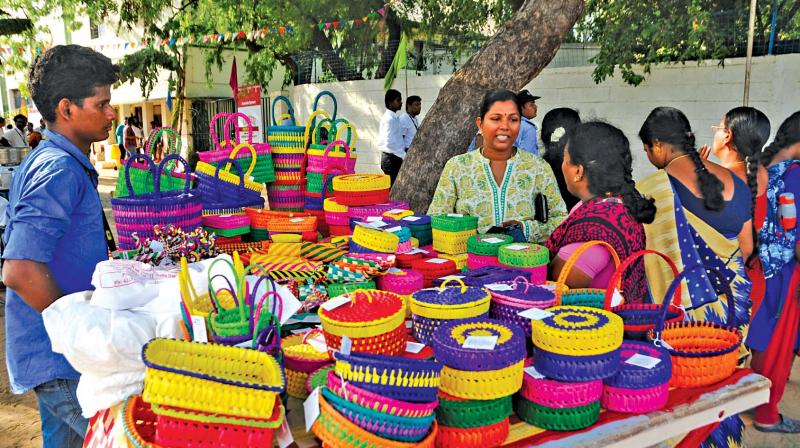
<box><xmin>391</xmin><ymin>0</ymin><xmax>584</xmax><ymax>212</ymax></box>
<box><xmin>375</xmin><ymin>9</ymin><xmax>403</xmax><ymax>79</ymax></box>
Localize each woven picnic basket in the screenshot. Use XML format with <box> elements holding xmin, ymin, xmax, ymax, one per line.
<box><xmin>410</xmin><ymin>278</ymin><xmax>490</xmax><ymax>345</ymax></box>
<box><xmin>319</xmin><ymin>289</ymin><xmax>406</xmax><ymax>355</ymax></box>
<box><xmin>111</xmin><ymin>154</ymin><xmax>202</xmax><ymax>250</ymax></box>
<box><xmin>410</xmin><ymin>257</ymin><xmax>458</xmax><ymax>288</ymax></box>
<box><xmin>488</xmin><ymin>276</ymin><xmax>557</xmax><ymax>337</ymax></box>
<box><xmin>648</xmin><ymin>264</ymin><xmax>742</xmax><ymax>388</ymax></box>
<box><xmin>332</xmin><ymin>174</ymin><xmax>391</xmax><ymax>206</ymax></box>
<box><xmin>141</xmin><ymin>338</ymin><xmax>284</xmax><ymax>419</ymax></box>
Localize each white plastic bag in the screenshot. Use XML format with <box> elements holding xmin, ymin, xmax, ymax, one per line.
<box><xmin>90</xmin><ymin>259</ymin><xmax>181</xmax><ymax>310</ymax></box>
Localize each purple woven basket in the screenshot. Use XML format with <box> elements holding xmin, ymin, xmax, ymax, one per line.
<box><xmin>195</xmin><ymin>158</ymin><xmax>264</xmax><ymax>210</ymax></box>
<box><xmin>411</xmin><ymin>312</ymin><xmax>488</xmax><ymax>345</ymax></box>
<box><xmin>411</xmin><ymin>285</ymin><xmax>488</xmax><ymax>307</ymax></box>
<box><xmin>333</xmin><ymin>352</ymin><xmax>442</xmax><ymax>403</ymax></box>
<box><xmin>604</xmin><ymin>341</ymin><xmax>672</xmax><ymax>389</ymax></box>
<box><xmin>432</xmin><ymin>265</ymin><xmax>532</xmax><ymax>288</ymax></box>
<box><xmin>432</xmin><ymin>318</ymin><xmax>526</xmax><ymax>371</ymax></box>
<box><xmin>400</xmin><ymin>215</ymin><xmax>432</xmax><ymax>226</ymax></box>
<box><xmin>490</xmin><ymin>302</ymin><xmax>534</xmax><ymax>337</ymax></box>
<box><xmin>347</xmin><ymin>201</ymin><xmax>409</xmax><ymax>220</ymax></box>
<box><xmin>532</xmin><ymin>345</ymin><xmax>620</xmax><ymax>382</ymax></box>
<box><xmin>112</xmin><ymin>154</ymin><xmax>202</xmax><ymax>250</ymax></box>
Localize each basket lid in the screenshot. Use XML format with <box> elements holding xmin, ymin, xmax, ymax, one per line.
<box><xmin>467</xmin><ymin>233</ymin><xmax>514</xmax><ymax>256</ymax></box>
<box><xmin>319</xmin><ymin>289</ymin><xmax>404</xmax><ymax>324</ymax></box>
<box><xmin>489</xmin><ymin>278</ymin><xmax>555</xmax><ymax>303</ymax></box>
<box><xmin>401</xmin><ymin>214</ymin><xmax>432</xmax><ymax>226</ymax></box>
<box><xmin>431</xmin><ymin>214</ymin><xmax>479</xmax><ymax>232</ymax></box>
<box><xmin>432</xmin><ymin>317</ymin><xmax>526</xmax><ymax>371</ymax></box>
<box><xmin>411</xmin><ymin>279</ymin><xmax>489</xmax><ymax>307</ymax></box>
<box><xmin>498</xmin><ymin>243</ymin><xmax>549</xmax><ymax>267</ymax></box>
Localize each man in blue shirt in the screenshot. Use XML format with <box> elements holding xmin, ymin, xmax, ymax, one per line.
<box><xmin>515</xmin><ymin>89</ymin><xmax>540</xmax><ymax>155</ymax></box>
<box><xmin>3</xmin><ymin>45</ymin><xmax>118</xmax><ymax>447</ymax></box>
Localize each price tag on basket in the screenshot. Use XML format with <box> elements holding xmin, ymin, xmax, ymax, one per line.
<box><xmin>402</xmin><ymin>216</ymin><xmax>422</xmax><ymax>222</ymax></box>
<box><xmin>406</xmin><ymin>341</ymin><xmax>426</xmax><ymax>353</ymax></box>
<box><xmin>447</xmin><ymin>213</ymin><xmax>464</xmax><ymax>218</ymax></box>
<box><xmin>518</xmin><ymin>307</ymin><xmax>555</xmax><ymax>320</ymax></box>
<box><xmin>303</xmin><ymin>387</ymin><xmax>322</xmax><ymax>432</ymax></box>
<box><xmin>481</xmin><ymin>237</ymin><xmax>506</xmax><ymax>244</ymax></box>
<box><xmin>190</xmin><ymin>315</ymin><xmax>208</xmax><ymax>343</ymax></box>
<box><xmin>406</xmin><ymin>248</ymin><xmax>428</xmax><ymax>255</ymax></box>
<box><xmin>504</xmin><ymin>244</ymin><xmax>528</xmax><ymax>251</ymax></box>
<box><xmin>463</xmin><ymin>335</ymin><xmax>498</xmax><ymax>350</ymax></box>
<box><xmin>610</xmin><ymin>288</ymin><xmax>625</xmax><ymax>307</ymax></box>
<box><xmin>321</xmin><ymin>295</ymin><xmax>351</xmax><ymax>311</ymax></box>
<box><xmin>387</xmin><ymin>267</ymin><xmax>404</xmax><ymax>274</ymax></box>
<box><xmin>341</xmin><ymin>335</ymin><xmax>352</xmax><ymax>355</ymax></box>
<box><xmin>289</xmin><ymin>217</ymin><xmax>305</xmax><ymax>223</ymax></box>
<box><xmin>524</xmin><ymin>365</ymin><xmax>546</xmax><ymax>379</ymax></box>
<box><xmin>426</xmin><ymin>258</ymin><xmax>448</xmax><ymax>264</ymax></box>
<box><xmin>366</xmin><ymin>216</ymin><xmax>385</xmax><ymax>223</ymax></box>
<box><xmin>385</xmin><ymin>226</ymin><xmax>402</xmax><ymax>232</ymax></box>
<box><xmin>387</xmin><ymin>208</ymin><xmax>406</xmax><ymax>214</ymax></box>
<box><xmin>276</xmin><ymin>419</ymin><xmax>295</xmax><ymax>448</ymax></box>
<box><xmin>306</xmin><ymin>335</ymin><xmax>328</xmax><ymax>353</ymax></box>
<box><xmin>485</xmin><ymin>283</ymin><xmax>514</xmax><ymax>291</ymax></box>
<box><xmin>442</xmin><ymin>275</ymin><xmax>465</xmax><ymax>280</ymax></box>
<box><xmin>625</xmin><ymin>354</ymin><xmax>662</xmax><ymax>369</ymax></box>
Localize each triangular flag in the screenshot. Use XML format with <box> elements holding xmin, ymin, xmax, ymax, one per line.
<box><xmin>333</xmin><ymin>21</ymin><xmax>340</xmax><ymax>28</ymax></box>
<box><xmin>377</xmin><ymin>7</ymin><xmax>386</xmax><ymax>16</ymax></box>
<box><xmin>236</xmin><ymin>31</ymin><xmax>246</xmax><ymax>40</ymax></box>
<box><xmin>363</xmin><ymin>16</ymin><xmax>369</xmax><ymax>22</ymax></box>
<box><xmin>325</xmin><ymin>22</ymin><xmax>332</xmax><ymax>29</ymax></box>
<box><xmin>229</xmin><ymin>55</ymin><xmax>239</xmax><ymax>99</ymax></box>
<box><xmin>286</xmin><ymin>26</ymin><xmax>293</xmax><ymax>33</ymax></box>
<box><xmin>317</xmin><ymin>22</ymin><xmax>325</xmax><ymax>30</ymax></box>
<box><xmin>278</xmin><ymin>26</ymin><xmax>286</xmax><ymax>35</ymax></box>
<box><xmin>355</xmin><ymin>18</ymin><xmax>362</xmax><ymax>26</ymax></box>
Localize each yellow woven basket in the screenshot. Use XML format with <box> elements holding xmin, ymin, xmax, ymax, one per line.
<box><xmin>332</xmin><ymin>174</ymin><xmax>390</xmax><ymax>192</ymax></box>
<box><xmin>195</xmin><ymin>142</ymin><xmax>263</xmax><ymax>192</ymax></box>
<box><xmin>324</xmin><ymin>197</ymin><xmax>348</xmax><ymax>213</ymax></box>
<box><xmin>432</xmin><ymin>228</ymin><xmax>477</xmax><ymax>255</ymax></box>
<box><xmin>530</xmin><ymin>305</ymin><xmax>624</xmax><ymax>356</ymax></box>
<box><xmin>142</xmin><ymin>338</ymin><xmax>284</xmax><ymax>419</ymax></box>
<box><xmin>352</xmin><ymin>225</ymin><xmax>400</xmax><ymax>253</ymax></box>
<box><xmin>440</xmin><ymin>253</ymin><xmax>468</xmax><ymax>270</ymax></box>
<box><xmin>439</xmin><ymin>360</ymin><xmax>524</xmax><ymax>400</ymax></box>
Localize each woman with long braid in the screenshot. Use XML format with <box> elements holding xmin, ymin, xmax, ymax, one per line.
<box><xmin>637</xmin><ymin>107</ymin><xmax>752</xmax><ymax>448</ymax></box>
<box><xmin>746</xmin><ymin>111</ymin><xmax>800</xmax><ymax>434</ymax></box>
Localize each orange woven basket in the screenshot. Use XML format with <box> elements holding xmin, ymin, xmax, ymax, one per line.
<box><xmin>648</xmin><ymin>264</ymin><xmax>742</xmax><ymax>388</ymax></box>
<box><xmin>244</xmin><ymin>208</ymin><xmax>310</xmax><ymax>228</ymax></box>
<box><xmin>266</xmin><ymin>216</ymin><xmax>318</xmax><ymax>233</ymax></box>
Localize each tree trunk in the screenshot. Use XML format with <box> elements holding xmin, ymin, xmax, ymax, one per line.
<box><xmin>375</xmin><ymin>9</ymin><xmax>403</xmax><ymax>79</ymax></box>
<box><xmin>391</xmin><ymin>0</ymin><xmax>584</xmax><ymax>212</ymax></box>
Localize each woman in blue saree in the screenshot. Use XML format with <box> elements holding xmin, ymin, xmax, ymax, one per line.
<box><xmin>637</xmin><ymin>107</ymin><xmax>753</xmax><ymax>447</ymax></box>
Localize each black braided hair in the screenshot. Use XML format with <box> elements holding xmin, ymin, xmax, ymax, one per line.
<box><xmin>639</xmin><ymin>107</ymin><xmax>724</xmax><ymax>211</ymax></box>
<box><xmin>568</xmin><ymin>121</ymin><xmax>656</xmax><ymax>223</ymax></box>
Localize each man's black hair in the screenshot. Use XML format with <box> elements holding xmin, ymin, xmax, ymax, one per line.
<box><xmin>407</xmin><ymin>95</ymin><xmax>421</xmax><ymax>105</ymax></box>
<box><xmin>385</xmin><ymin>89</ymin><xmax>402</xmax><ymax>108</ymax></box>
<box><xmin>13</xmin><ymin>114</ymin><xmax>26</xmax><ymax>122</ymax></box>
<box><xmin>28</xmin><ymin>45</ymin><xmax>119</xmax><ymax>123</ymax></box>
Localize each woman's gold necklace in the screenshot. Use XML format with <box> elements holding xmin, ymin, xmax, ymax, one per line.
<box><xmin>664</xmin><ymin>154</ymin><xmax>692</xmax><ymax>170</ymax></box>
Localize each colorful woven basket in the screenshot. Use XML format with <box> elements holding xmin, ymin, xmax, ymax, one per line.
<box><xmin>266</xmin><ymin>216</ymin><xmax>318</xmax><ymax>233</ymax></box>
<box><xmin>326</xmin><ymin>281</ymin><xmax>377</xmax><ymax>298</ymax></box>
<box><xmin>553</xmin><ymin>240</ymin><xmax>620</xmax><ymax>308</ymax></box>
<box><xmin>333</xmin><ymin>174</ymin><xmax>391</xmax><ymax>206</ymax></box>
<box><xmin>435</xmin><ymin>418</ymin><xmax>508</xmax><ymax>448</ymax></box>
<box><xmin>352</xmin><ymin>224</ymin><xmax>401</xmax><ymax>253</ymax></box>
<box><xmin>282</xmin><ymin>329</ymin><xmax>332</xmax><ymax>399</ymax></box>
<box><xmin>607</xmin><ymin>249</ymin><xmax>685</xmax><ymax>339</ymax></box>
<box><xmin>141</xmin><ymin>338</ymin><xmax>284</xmax><ymax>419</ymax></box>
<box><xmin>488</xmin><ymin>276</ymin><xmax>557</xmax><ymax>337</ymax></box>
<box><xmin>439</xmin><ymin>360</ymin><xmax>524</xmax><ymax>400</ymax></box>
<box><xmin>648</xmin><ymin>264</ymin><xmax>742</xmax><ymax>388</ymax></box>
<box><xmin>497</xmin><ymin>243</ymin><xmax>549</xmax><ymax>284</ymax></box>
<box><xmin>201</xmin><ymin>112</ymin><xmax>275</xmax><ymax>183</ymax></box>
<box><xmin>431</xmin><ymin>214</ymin><xmax>479</xmax><ymax>232</ymax></box>
<box><xmin>122</xmin><ymin>395</ymin><xmax>157</xmax><ymax>448</ymax></box>
<box><xmin>432</xmin><ymin>317</ymin><xmax>526</xmax><ymax>372</ymax></box>
<box><xmin>432</xmin><ymin>228</ymin><xmax>477</xmax><ymax>255</ymax></box>
<box><xmin>601</xmin><ymin>341</ymin><xmax>671</xmax><ymax>413</ymax></box>
<box><xmin>333</xmin><ymin>351</ymin><xmax>443</xmax><ymax>403</ymax></box>
<box><xmin>410</xmin><ymin>258</ymin><xmax>458</xmax><ymax>288</ymax></box>
<box><xmin>114</xmin><ymin>126</ymin><xmax>186</xmax><ymax>198</ymax></box>
<box><xmin>410</xmin><ymin>279</ymin><xmax>490</xmax><ymax>344</ymax></box>
<box><xmin>514</xmin><ymin>396</ymin><xmax>600</xmax><ymax>431</ymax></box>
<box><xmin>327</xmin><ymin>371</ymin><xmax>438</xmax><ymax>418</ymax></box>
<box><xmin>466</xmin><ymin>233</ymin><xmax>513</xmax><ymax>256</ymax></box>
<box><xmin>520</xmin><ymin>363</ymin><xmax>602</xmax><ymax>409</ymax></box>
<box><xmin>435</xmin><ymin>392</ymin><xmax>512</xmax><ymax>429</ymax></box>
<box><xmin>306</xmin><ymin>365</ymin><xmax>335</xmax><ymax>394</ymax></box>
<box><xmin>319</xmin><ymin>289</ymin><xmax>406</xmax><ymax>355</ymax></box>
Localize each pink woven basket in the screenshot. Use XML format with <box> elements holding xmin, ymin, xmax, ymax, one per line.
<box><xmin>521</xmin><ymin>368</ymin><xmax>602</xmax><ymax>408</ymax></box>
<box><xmin>199</xmin><ymin>112</ymin><xmax>272</xmax><ymax>162</ymax></box>
<box><xmin>348</xmin><ymin>201</ymin><xmax>409</xmax><ymax>220</ymax></box>
<box><xmin>377</xmin><ymin>269</ymin><xmax>424</xmax><ymax>295</ymax></box>
<box><xmin>490</xmin><ymin>276</ymin><xmax>558</xmax><ymax>309</ymax></box>
<box><xmin>201</xmin><ymin>214</ymin><xmax>251</xmax><ymax>229</ymax></box>
<box><xmin>326</xmin><ymin>209</ymin><xmax>349</xmax><ymax>226</ymax></box>
<box><xmin>467</xmin><ymin>253</ymin><xmax>502</xmax><ymax>270</ymax></box>
<box><xmin>601</xmin><ymin>383</ymin><xmax>669</xmax><ymax>414</ymax></box>
<box><xmin>307</xmin><ymin>139</ymin><xmax>357</xmax><ymax>174</ymax></box>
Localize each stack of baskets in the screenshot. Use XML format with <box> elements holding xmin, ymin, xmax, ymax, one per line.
<box><xmin>324</xmin><ymin>193</ymin><xmax>351</xmax><ymax>236</ymax></box>
<box><xmin>350</xmin><ymin>223</ymin><xmax>401</xmax><ymax>254</ymax></box>
<box><xmin>601</xmin><ymin>341</ymin><xmax>672</xmax><ymax>414</ymax></box>
<box><xmin>400</xmin><ymin>215</ymin><xmax>433</xmax><ymax>248</ymax></box>
<box><xmin>377</xmin><ymin>268</ymin><xmax>424</xmax><ymax>317</ymax></box>
<box><xmin>267</xmin><ymin>96</ymin><xmax>306</xmax><ymax>211</ymax></box>
<box><xmin>333</xmin><ymin>174</ymin><xmax>391</xmax><ymax>207</ymax></box>
<box><xmin>409</xmin><ymin>279</ymin><xmax>491</xmax><ymax>345</ymax></box>
<box><xmin>201</xmin><ymin>213</ymin><xmax>251</xmax><ymax>243</ymax></box>
<box><xmin>244</xmin><ymin>209</ymin><xmax>310</xmax><ymax>243</ymax></box>
<box><xmin>281</xmin><ymin>329</ymin><xmax>332</xmax><ymax>399</ymax></box>
<box><xmin>311</xmin><ymin>352</ymin><xmax>442</xmax><ymax>447</ymax></box>
<box><xmin>138</xmin><ymin>339</ymin><xmax>286</xmax><ymax>447</ymax></box>
<box><xmin>498</xmin><ymin>243</ymin><xmax>550</xmax><ymax>284</ymax></box>
<box><xmin>431</xmin><ymin>214</ymin><xmax>478</xmax><ymax>256</ymax></box>
<box><xmin>432</xmin><ymin>318</ymin><xmax>526</xmax><ymax>447</ymax></box>
<box><xmin>520</xmin><ymin>305</ymin><xmax>624</xmax><ymax>430</ymax></box>
<box><xmin>348</xmin><ymin>201</ymin><xmax>409</xmax><ymax>225</ymax></box>
<box><xmin>319</xmin><ymin>289</ymin><xmax>407</xmax><ymax>355</ymax></box>
<box><xmin>201</xmin><ymin>112</ymin><xmax>275</xmax><ymax>184</ymax></box>
<box><xmin>488</xmin><ymin>276</ymin><xmax>557</xmax><ymax>339</ymax></box>
<box><xmin>410</xmin><ymin>257</ymin><xmax>458</xmax><ymax>288</ymax></box>
<box><xmin>265</xmin><ymin>215</ymin><xmax>318</xmax><ymax>242</ymax></box>
<box><xmin>467</xmin><ymin>234</ymin><xmax>513</xmax><ymax>270</ymax></box>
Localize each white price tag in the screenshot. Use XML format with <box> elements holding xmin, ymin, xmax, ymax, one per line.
<box><xmin>387</xmin><ymin>208</ymin><xmax>406</xmax><ymax>215</ymax></box>
<box><xmin>321</xmin><ymin>295</ymin><xmax>351</xmax><ymax>311</ymax></box>
<box><xmin>276</xmin><ymin>418</ymin><xmax>295</xmax><ymax>447</ymax></box>
<box><xmin>303</xmin><ymin>387</ymin><xmax>321</xmax><ymax>432</ymax></box>
<box><xmin>426</xmin><ymin>258</ymin><xmax>448</xmax><ymax>264</ymax></box>
<box><xmin>366</xmin><ymin>216</ymin><xmax>384</xmax><ymax>222</ymax></box>
<box><xmin>306</xmin><ymin>335</ymin><xmax>328</xmax><ymax>353</ymax></box>
<box><xmin>387</xmin><ymin>267</ymin><xmax>404</xmax><ymax>274</ymax></box>
<box><xmin>341</xmin><ymin>335</ymin><xmax>352</xmax><ymax>355</ymax></box>
<box><xmin>447</xmin><ymin>213</ymin><xmax>464</xmax><ymax>218</ymax></box>
<box><xmin>190</xmin><ymin>315</ymin><xmax>208</xmax><ymax>343</ymax></box>
<box><xmin>481</xmin><ymin>237</ymin><xmax>506</xmax><ymax>244</ymax></box>
<box><xmin>442</xmin><ymin>275</ymin><xmax>465</xmax><ymax>280</ymax></box>
<box><xmin>518</xmin><ymin>307</ymin><xmax>555</xmax><ymax>320</ymax></box>
<box><xmin>504</xmin><ymin>244</ymin><xmax>529</xmax><ymax>251</ymax></box>
<box><xmin>405</xmin><ymin>341</ymin><xmax>426</xmax><ymax>353</ymax></box>
<box><xmin>625</xmin><ymin>354</ymin><xmax>662</xmax><ymax>369</ymax></box>
<box><xmin>289</xmin><ymin>217</ymin><xmax>305</xmax><ymax>223</ymax></box>
<box><xmin>486</xmin><ymin>283</ymin><xmax>514</xmax><ymax>291</ymax></box>
<box><xmin>405</xmin><ymin>320</ymin><xmax>413</xmax><ymax>329</ymax></box>
<box><xmin>406</xmin><ymin>248</ymin><xmax>428</xmax><ymax>255</ymax></box>
<box><xmin>385</xmin><ymin>226</ymin><xmax>402</xmax><ymax>232</ymax></box>
<box><xmin>219</xmin><ymin>214</ymin><xmax>232</xmax><ymax>218</ymax></box>
<box><xmin>402</xmin><ymin>216</ymin><xmax>421</xmax><ymax>222</ymax></box>
<box><xmin>524</xmin><ymin>365</ymin><xmax>546</xmax><ymax>379</ymax></box>
<box><xmin>610</xmin><ymin>288</ymin><xmax>625</xmax><ymax>307</ymax></box>
<box><xmin>462</xmin><ymin>335</ymin><xmax>498</xmax><ymax>350</ymax></box>
<box><xmin>542</xmin><ymin>283</ymin><xmax>557</xmax><ymax>291</ymax></box>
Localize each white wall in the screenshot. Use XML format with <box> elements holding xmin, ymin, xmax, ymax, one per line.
<box><xmin>285</xmin><ymin>54</ymin><xmax>800</xmax><ymax>179</ymax></box>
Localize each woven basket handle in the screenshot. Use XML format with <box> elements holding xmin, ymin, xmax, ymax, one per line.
<box><xmin>510</xmin><ymin>275</ymin><xmax>533</xmax><ymax>293</ymax></box>
<box><xmin>302</xmin><ymin>328</ymin><xmax>325</xmax><ymax>344</ymax></box>
<box><xmin>209</xmin><ymin>112</ymin><xmax>231</xmax><ymax>150</ymax></box>
<box><xmin>349</xmin><ymin>289</ymin><xmax>375</xmax><ymax>305</ymax></box>
<box><xmin>313</xmin><ymin>117</ymin><xmax>336</xmax><ymax>145</ymax></box>
<box><xmin>304</xmin><ymin>110</ymin><xmax>332</xmax><ymax>150</ymax></box>
<box><xmin>155</xmin><ymin>154</ymin><xmax>192</xmax><ymax>195</ymax></box>
<box><xmin>178</xmin><ymin>257</ymin><xmax>199</xmax><ymax>335</ymax></box>
<box><xmin>321</xmin><ymin>163</ymin><xmax>348</xmax><ymax>201</ymax></box>
<box><xmin>275</xmin><ymin>113</ymin><xmax>293</xmax><ymax>125</ymax></box>
<box><xmin>334</xmin><ymin>120</ymin><xmax>357</xmax><ymax>148</ymax></box>
<box><xmin>254</xmin><ymin>290</ymin><xmax>284</xmax><ymax>329</ymax></box>
<box><xmin>313</xmin><ymin>90</ymin><xmax>338</xmax><ymax>120</ymax></box>
<box><xmin>555</xmin><ymin>240</ymin><xmax>621</xmax><ymax>300</ymax></box>
<box><xmin>223</xmin><ymin>143</ymin><xmax>258</xmax><ymax>177</ymax></box>
<box><xmin>322</xmin><ymin>140</ymin><xmax>352</xmax><ymax>162</ymax></box>
<box><xmin>222</xmin><ymin>112</ymin><xmax>255</xmax><ymax>146</ymax></box>
<box><xmin>602</xmin><ymin>249</ymin><xmax>680</xmax><ymax>311</ymax></box>
<box><xmin>212</xmin><ymin>157</ymin><xmax>246</xmax><ymax>188</ymax></box>
<box><xmin>147</xmin><ymin>127</ymin><xmax>181</xmax><ymax>157</ymax></box>
<box><xmin>271</xmin><ymin>96</ymin><xmax>295</xmax><ymax>126</ymax></box>
<box><xmin>439</xmin><ymin>277</ymin><xmax>468</xmax><ymax>293</ymax></box>
<box><xmin>123</xmin><ymin>153</ymin><xmax>157</xmax><ymax>197</ymax></box>
<box><xmin>653</xmin><ymin>264</ymin><xmax>736</xmax><ymax>338</ymax></box>
<box><xmin>206</xmin><ymin>257</ymin><xmax>242</xmax><ymax>315</ymax></box>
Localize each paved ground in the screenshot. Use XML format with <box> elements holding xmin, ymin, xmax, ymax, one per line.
<box><xmin>0</xmin><ymin>164</ymin><xmax>798</xmax><ymax>447</ymax></box>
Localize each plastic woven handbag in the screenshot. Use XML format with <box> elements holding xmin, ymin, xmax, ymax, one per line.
<box><xmin>648</xmin><ymin>264</ymin><xmax>742</xmax><ymax>388</ymax></box>
<box><xmin>114</xmin><ymin>127</ymin><xmax>186</xmax><ymax>198</ymax></box>
<box><xmin>604</xmin><ymin>249</ymin><xmax>685</xmax><ymax>339</ymax></box>
<box><xmin>200</xmin><ymin>112</ymin><xmax>276</xmax><ymax>183</ymax></box>
<box><xmin>332</xmin><ymin>351</ymin><xmax>443</xmax><ymax>403</ymax></box>
<box><xmin>111</xmin><ymin>154</ymin><xmax>202</xmax><ymax>250</ymax></box>
<box><xmin>601</xmin><ymin>341</ymin><xmax>671</xmax><ymax>413</ymax></box>
<box><xmin>554</xmin><ymin>240</ymin><xmax>621</xmax><ymax>308</ymax></box>
<box><xmin>195</xmin><ymin>157</ymin><xmax>265</xmax><ymax>211</ymax></box>
<box><xmin>307</xmin><ymin>132</ymin><xmax>357</xmax><ymax>175</ymax></box>
<box><xmin>141</xmin><ymin>338</ymin><xmax>285</xmax><ymax>419</ymax></box>
<box><xmin>267</xmin><ymin>96</ymin><xmax>307</xmax><ymax>211</ymax></box>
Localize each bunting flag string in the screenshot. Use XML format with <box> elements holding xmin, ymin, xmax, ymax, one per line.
<box><xmin>0</xmin><ymin>3</ymin><xmax>390</xmax><ymax>56</ymax></box>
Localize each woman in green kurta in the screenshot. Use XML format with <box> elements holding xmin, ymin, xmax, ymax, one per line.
<box><xmin>428</xmin><ymin>89</ymin><xmax>567</xmax><ymax>242</ymax></box>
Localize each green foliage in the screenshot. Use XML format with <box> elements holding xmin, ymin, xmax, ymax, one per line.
<box><xmin>116</xmin><ymin>46</ymin><xmax>178</xmax><ymax>98</ymax></box>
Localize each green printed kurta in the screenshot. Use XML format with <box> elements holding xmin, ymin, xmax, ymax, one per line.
<box><xmin>428</xmin><ymin>149</ymin><xmax>567</xmax><ymax>243</ymax></box>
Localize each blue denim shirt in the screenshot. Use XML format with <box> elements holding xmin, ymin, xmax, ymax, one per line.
<box><xmin>3</xmin><ymin>130</ymin><xmax>107</xmax><ymax>393</ymax></box>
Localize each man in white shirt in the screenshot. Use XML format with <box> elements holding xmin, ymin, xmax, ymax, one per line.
<box><xmin>5</xmin><ymin>115</ymin><xmax>29</xmax><ymax>148</ymax></box>
<box><xmin>378</xmin><ymin>89</ymin><xmax>404</xmax><ymax>184</ymax></box>
<box><xmin>399</xmin><ymin>95</ymin><xmax>421</xmax><ymax>155</ymax></box>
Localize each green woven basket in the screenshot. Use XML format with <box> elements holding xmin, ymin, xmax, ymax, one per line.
<box><xmin>247</xmin><ymin>228</ymin><xmax>271</xmax><ymax>242</ymax></box>
<box><xmin>326</xmin><ymin>281</ymin><xmax>376</xmax><ymax>298</ymax></box>
<box><xmin>431</xmin><ymin>214</ymin><xmax>479</xmax><ymax>232</ymax></box>
<box><xmin>498</xmin><ymin>243</ymin><xmax>550</xmax><ymax>268</ymax></box>
<box><xmin>209</xmin><ymin>305</ymin><xmax>251</xmax><ymax>338</ymax></box>
<box><xmin>114</xmin><ymin>165</ymin><xmax>185</xmax><ymax>198</ymax></box>
<box><xmin>211</xmin><ymin>154</ymin><xmax>275</xmax><ymax>184</ymax></box>
<box><xmin>467</xmin><ymin>234</ymin><xmax>514</xmax><ymax>256</ymax></box>
<box><xmin>306</xmin><ymin>172</ymin><xmax>335</xmax><ymax>194</ymax></box>
<box><xmin>514</xmin><ymin>397</ymin><xmax>600</xmax><ymax>431</ymax></box>
<box><xmin>205</xmin><ymin>225</ymin><xmax>251</xmax><ymax>238</ymax></box>
<box><xmin>436</xmin><ymin>394</ymin><xmax>512</xmax><ymax>428</ymax></box>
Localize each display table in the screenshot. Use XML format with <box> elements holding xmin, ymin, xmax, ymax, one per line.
<box><xmin>83</xmin><ymin>370</ymin><xmax>769</xmax><ymax>447</ymax></box>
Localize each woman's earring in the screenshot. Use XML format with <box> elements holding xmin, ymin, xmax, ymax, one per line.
<box><xmin>573</xmin><ymin>176</ymin><xmax>581</xmax><ymax>182</ymax></box>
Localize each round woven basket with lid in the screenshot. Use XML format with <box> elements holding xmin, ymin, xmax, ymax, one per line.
<box><xmin>466</xmin><ymin>233</ymin><xmax>513</xmax><ymax>256</ymax></box>
<box><xmin>319</xmin><ymin>289</ymin><xmax>405</xmax><ymax>339</ymax></box>
<box><xmin>432</xmin><ymin>317</ymin><xmax>526</xmax><ymax>372</ymax></box>
<box><xmin>498</xmin><ymin>243</ymin><xmax>549</xmax><ymax>268</ymax></box>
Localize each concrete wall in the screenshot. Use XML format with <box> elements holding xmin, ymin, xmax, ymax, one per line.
<box><xmin>286</xmin><ymin>54</ymin><xmax>800</xmax><ymax>179</ymax></box>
